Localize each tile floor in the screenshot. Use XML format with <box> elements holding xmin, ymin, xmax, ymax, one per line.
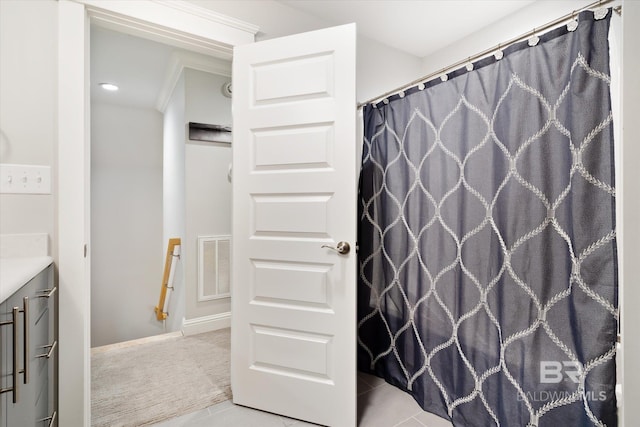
<box><xmin>151</xmin><ymin>372</ymin><xmax>453</xmax><ymax>427</ymax></box>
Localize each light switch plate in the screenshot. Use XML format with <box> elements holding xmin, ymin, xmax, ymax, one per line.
<box><xmin>0</xmin><ymin>164</ymin><xmax>52</xmax><ymax>194</ymax></box>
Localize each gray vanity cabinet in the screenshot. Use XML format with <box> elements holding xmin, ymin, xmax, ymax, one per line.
<box><xmin>0</xmin><ymin>296</ymin><xmax>10</xmax><ymax>426</ymax></box>
<box><xmin>0</xmin><ymin>265</ymin><xmax>56</xmax><ymax>427</ymax></box>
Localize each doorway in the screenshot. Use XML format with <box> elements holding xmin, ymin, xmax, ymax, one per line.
<box><xmin>57</xmin><ymin>2</ymin><xmax>256</xmax><ymax>423</ymax></box>
<box><xmin>90</xmin><ymin>26</ymin><xmax>167</xmax><ymax>347</ymax></box>
<box><xmin>89</xmin><ymin>25</ymin><xmax>233</xmax><ymax>348</ymax></box>
<box><xmin>88</xmin><ymin>22</ymin><xmax>235</xmax><ymax>426</ymax></box>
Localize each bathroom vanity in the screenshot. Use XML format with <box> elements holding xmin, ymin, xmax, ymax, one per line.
<box><xmin>0</xmin><ymin>257</ymin><xmax>57</xmax><ymax>427</ymax></box>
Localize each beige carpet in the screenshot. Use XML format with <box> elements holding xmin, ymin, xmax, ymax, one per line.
<box><xmin>91</xmin><ymin>328</ymin><xmax>232</xmax><ymax>426</ymax></box>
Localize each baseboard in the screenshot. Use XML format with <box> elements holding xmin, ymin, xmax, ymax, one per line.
<box><xmin>182</xmin><ymin>311</ymin><xmax>231</xmax><ymax>336</ymax></box>
<box><xmin>91</xmin><ymin>330</ymin><xmax>183</xmax><ymax>355</ymax></box>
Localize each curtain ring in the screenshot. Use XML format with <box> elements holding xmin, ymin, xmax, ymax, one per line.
<box><xmin>567</xmin><ymin>10</ymin><xmax>579</xmax><ymax>31</ymax></box>
<box><xmin>528</xmin><ymin>28</ymin><xmax>540</xmax><ymax>46</ymax></box>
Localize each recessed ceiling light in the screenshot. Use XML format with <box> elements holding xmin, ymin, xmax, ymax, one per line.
<box><xmin>100</xmin><ymin>83</ymin><xmax>119</xmax><ymax>91</ymax></box>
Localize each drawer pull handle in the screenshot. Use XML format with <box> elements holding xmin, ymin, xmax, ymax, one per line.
<box><xmin>37</xmin><ymin>340</ymin><xmax>58</xmax><ymax>359</ymax></box>
<box><xmin>38</xmin><ymin>410</ymin><xmax>57</xmax><ymax>427</ymax></box>
<box><xmin>0</xmin><ymin>307</ymin><xmax>20</xmax><ymax>402</ymax></box>
<box><xmin>20</xmin><ymin>296</ymin><xmax>29</xmax><ymax>385</ymax></box>
<box><xmin>36</xmin><ymin>287</ymin><xmax>57</xmax><ymax>299</ymax></box>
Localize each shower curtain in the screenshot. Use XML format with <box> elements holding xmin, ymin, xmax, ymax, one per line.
<box><xmin>357</xmin><ymin>10</ymin><xmax>617</xmax><ymax>427</ymax></box>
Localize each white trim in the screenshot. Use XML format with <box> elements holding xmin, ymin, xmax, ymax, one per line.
<box><xmin>91</xmin><ymin>331</ymin><xmax>183</xmax><ymax>354</ymax></box>
<box><xmin>156</xmin><ymin>51</ymin><xmax>232</xmax><ymax>112</ymax></box>
<box><xmin>88</xmin><ymin>8</ymin><xmax>232</xmax><ymax>59</ymax></box>
<box><xmin>152</xmin><ymin>0</ymin><xmax>260</xmax><ymax>35</ymax></box>
<box><xmin>182</xmin><ymin>312</ymin><xmax>231</xmax><ymax>336</ymax></box>
<box><xmin>58</xmin><ymin>2</ymin><xmax>91</xmax><ymax>425</ymax></box>
<box><xmin>75</xmin><ymin>0</ymin><xmax>257</xmax><ymax>53</ymax></box>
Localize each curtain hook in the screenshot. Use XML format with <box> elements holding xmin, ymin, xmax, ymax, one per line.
<box><xmin>528</xmin><ymin>28</ymin><xmax>540</xmax><ymax>46</ymax></box>
<box><xmin>567</xmin><ymin>10</ymin><xmax>579</xmax><ymax>31</ymax></box>
<box><xmin>594</xmin><ymin>7</ymin><xmax>609</xmax><ymax>20</ymax></box>
<box><xmin>465</xmin><ymin>57</ymin><xmax>474</xmax><ymax>72</ymax></box>
<box><xmin>494</xmin><ymin>44</ymin><xmax>504</xmax><ymax>60</ymax></box>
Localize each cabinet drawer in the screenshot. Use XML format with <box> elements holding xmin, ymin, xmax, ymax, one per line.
<box><xmin>32</xmin><ymin>306</ymin><xmax>52</xmax><ymax>386</ymax></box>
<box><xmin>29</xmin><ymin>268</ymin><xmax>54</xmax><ymax>326</ymax></box>
<box><xmin>1</xmin><ymin>264</ymin><xmax>56</xmax><ymax>427</ymax></box>
<box><xmin>35</xmin><ymin>374</ymin><xmax>54</xmax><ymax>427</ymax></box>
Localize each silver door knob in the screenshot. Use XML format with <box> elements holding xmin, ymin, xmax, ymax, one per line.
<box><xmin>321</xmin><ymin>241</ymin><xmax>350</xmax><ymax>255</ymax></box>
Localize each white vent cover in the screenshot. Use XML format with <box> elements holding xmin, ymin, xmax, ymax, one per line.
<box><xmin>198</xmin><ymin>235</ymin><xmax>231</xmax><ymax>301</ymax></box>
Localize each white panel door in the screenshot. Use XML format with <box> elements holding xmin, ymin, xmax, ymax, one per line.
<box><xmin>231</xmin><ymin>24</ymin><xmax>357</xmax><ymax>427</ymax></box>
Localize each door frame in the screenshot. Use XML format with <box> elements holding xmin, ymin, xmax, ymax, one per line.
<box><xmin>57</xmin><ymin>1</ymin><xmax>257</xmax><ymax>424</ymax></box>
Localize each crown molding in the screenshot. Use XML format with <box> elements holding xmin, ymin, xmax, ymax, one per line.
<box><xmin>75</xmin><ymin>0</ymin><xmax>258</xmax><ymax>56</ymax></box>
<box><xmin>89</xmin><ymin>9</ymin><xmax>235</xmax><ymax>59</ymax></box>
<box><xmin>156</xmin><ymin>51</ymin><xmax>232</xmax><ymax>112</ymax></box>
<box><xmin>151</xmin><ymin>0</ymin><xmax>260</xmax><ymax>36</ymax></box>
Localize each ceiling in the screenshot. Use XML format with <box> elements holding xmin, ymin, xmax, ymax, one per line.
<box><xmin>91</xmin><ymin>26</ymin><xmax>177</xmax><ymax>109</ymax></box>
<box><xmin>279</xmin><ymin>0</ymin><xmax>537</xmax><ymax>58</ymax></box>
<box><xmin>91</xmin><ymin>1</ymin><xmax>538</xmax><ymax>109</ymax></box>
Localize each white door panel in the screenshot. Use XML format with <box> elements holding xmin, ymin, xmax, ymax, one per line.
<box><xmin>231</xmin><ymin>24</ymin><xmax>357</xmax><ymax>426</ymax></box>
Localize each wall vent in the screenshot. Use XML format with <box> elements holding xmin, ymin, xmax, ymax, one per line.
<box><xmin>188</xmin><ymin>122</ymin><xmax>232</xmax><ymax>144</ymax></box>
<box><xmin>198</xmin><ymin>235</ymin><xmax>231</xmax><ymax>301</ymax></box>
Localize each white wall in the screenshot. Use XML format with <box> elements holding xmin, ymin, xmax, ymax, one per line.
<box><xmin>621</xmin><ymin>2</ymin><xmax>640</xmax><ymax>424</ymax></box>
<box><xmin>420</xmin><ymin>0</ymin><xmax>595</xmax><ymax>75</ymax></box>
<box><xmin>355</xmin><ymin>37</ymin><xmax>425</xmax><ymax>103</ymax></box>
<box><xmin>163</xmin><ymin>73</ymin><xmax>187</xmax><ymax>332</ymax></box>
<box><xmin>187</xmin><ymin>0</ymin><xmax>424</xmax><ymax>104</ymax></box>
<box><xmin>90</xmin><ymin>103</ymin><xmax>164</xmax><ymax>347</ymax></box>
<box><xmin>184</xmin><ymin>69</ymin><xmax>233</xmax><ymax>322</ymax></box>
<box><xmin>0</xmin><ymin>0</ymin><xmax>56</xmax><ymax>251</ymax></box>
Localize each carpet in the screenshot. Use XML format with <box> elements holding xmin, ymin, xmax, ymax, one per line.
<box><xmin>91</xmin><ymin>328</ymin><xmax>232</xmax><ymax>426</ymax></box>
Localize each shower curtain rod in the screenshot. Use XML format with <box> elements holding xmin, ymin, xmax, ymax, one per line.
<box><xmin>358</xmin><ymin>0</ymin><xmax>618</xmax><ymax>108</ymax></box>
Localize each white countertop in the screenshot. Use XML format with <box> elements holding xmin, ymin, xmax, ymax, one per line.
<box><xmin>0</xmin><ymin>256</ymin><xmax>53</xmax><ymax>303</ymax></box>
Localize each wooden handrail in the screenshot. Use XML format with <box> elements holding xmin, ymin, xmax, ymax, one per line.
<box><xmin>154</xmin><ymin>238</ymin><xmax>181</xmax><ymax>321</ymax></box>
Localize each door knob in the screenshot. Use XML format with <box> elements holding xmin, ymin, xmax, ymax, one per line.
<box><xmin>321</xmin><ymin>241</ymin><xmax>350</xmax><ymax>255</ymax></box>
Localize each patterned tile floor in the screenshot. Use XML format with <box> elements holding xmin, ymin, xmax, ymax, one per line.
<box><xmin>151</xmin><ymin>372</ymin><xmax>453</xmax><ymax>427</ymax></box>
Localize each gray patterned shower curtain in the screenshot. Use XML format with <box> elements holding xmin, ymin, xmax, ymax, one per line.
<box><xmin>357</xmin><ymin>10</ymin><xmax>617</xmax><ymax>427</ymax></box>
